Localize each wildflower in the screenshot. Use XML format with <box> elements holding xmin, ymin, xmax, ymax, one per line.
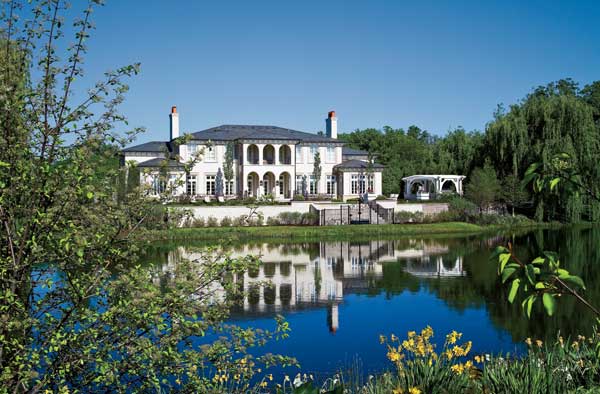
<box><xmin>445</xmin><ymin>349</ymin><xmax>454</xmax><ymax>360</ymax></box>
<box><xmin>268</xmin><ymin>374</ymin><xmax>273</xmax><ymax>381</ymax></box>
<box><xmin>572</xmin><ymin>341</ymin><xmax>580</xmax><ymax>349</ymax></box>
<box><xmin>485</xmin><ymin>354</ymin><xmax>491</xmax><ymax>362</ymax></box>
<box><xmin>387</xmin><ymin>350</ymin><xmax>402</xmax><ymax>362</ymax></box>
<box><xmin>240</xmin><ymin>358</ymin><xmax>247</xmax><ymax>365</ymax></box>
<box><xmin>452</xmin><ymin>345</ymin><xmax>465</xmax><ymax>357</ymax></box>
<box><xmin>465</xmin><ymin>360</ymin><xmax>473</xmax><ymax>369</ymax></box>
<box><xmin>379</xmin><ymin>335</ymin><xmax>387</xmax><ymax>344</ymax></box>
<box><xmin>392</xmin><ymin>388</ymin><xmax>404</xmax><ymax>394</ymax></box>
<box><xmin>293</xmin><ymin>374</ymin><xmax>303</xmax><ymax>388</ymax></box>
<box><xmin>409</xmin><ymin>386</ymin><xmax>422</xmax><ymax>394</ymax></box>
<box><xmin>447</xmin><ymin>330</ymin><xmax>462</xmax><ymax>344</ymax></box>
<box><xmin>309</xmin><ymin>374</ymin><xmax>314</xmax><ymax>380</ymax></box>
<box><xmin>451</xmin><ymin>363</ymin><xmax>465</xmax><ymax>375</ymax></box>
<box><xmin>260</xmin><ymin>381</ymin><xmax>268</xmax><ymax>388</ymax></box>
<box><xmin>391</xmin><ymin>334</ymin><xmax>398</xmax><ymax>342</ymax></box>
<box><xmin>559</xmin><ymin>336</ymin><xmax>564</xmax><ymax>347</ymax></box>
<box><xmin>421</xmin><ymin>326</ymin><xmax>434</xmax><ymax>339</ymax></box>
<box><xmin>525</xmin><ymin>337</ymin><xmax>532</xmax><ymax>346</ymax></box>
<box><xmin>577</xmin><ymin>359</ymin><xmax>585</xmax><ymax>368</ymax></box>
<box><xmin>535</xmin><ymin>339</ymin><xmax>543</xmax><ymax>348</ymax></box>
<box><xmin>463</xmin><ymin>341</ymin><xmax>472</xmax><ymax>355</ymax></box>
<box><xmin>284</xmin><ymin>375</ymin><xmax>290</xmax><ymax>382</ymax></box>
<box><xmin>234</xmin><ymin>374</ymin><xmax>240</xmax><ymax>380</ymax></box>
<box><xmin>408</xmin><ymin>330</ymin><xmax>416</xmax><ymax>338</ymax></box>
<box><xmin>474</xmin><ymin>355</ymin><xmax>482</xmax><ymax>363</ymax></box>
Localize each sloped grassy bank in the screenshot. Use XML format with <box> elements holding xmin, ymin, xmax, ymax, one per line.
<box><xmin>140</xmin><ymin>222</ymin><xmax>501</xmax><ymax>243</ymax></box>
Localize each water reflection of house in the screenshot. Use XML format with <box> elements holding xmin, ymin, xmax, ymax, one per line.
<box><xmin>158</xmin><ymin>239</ymin><xmax>465</xmax><ymax>333</ymax></box>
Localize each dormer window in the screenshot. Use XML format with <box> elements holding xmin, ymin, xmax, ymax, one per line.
<box><xmin>205</xmin><ymin>145</ymin><xmax>216</xmax><ymax>162</ymax></box>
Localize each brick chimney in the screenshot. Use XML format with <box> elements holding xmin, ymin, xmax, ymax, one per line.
<box><xmin>325</xmin><ymin>110</ymin><xmax>337</xmax><ymax>139</ymax></box>
<box><xmin>169</xmin><ymin>106</ymin><xmax>179</xmax><ymax>140</ymax></box>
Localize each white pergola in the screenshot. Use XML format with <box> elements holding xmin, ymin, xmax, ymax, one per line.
<box><xmin>402</xmin><ymin>175</ymin><xmax>466</xmax><ymax>201</ymax></box>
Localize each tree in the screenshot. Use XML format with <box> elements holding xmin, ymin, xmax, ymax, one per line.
<box><xmin>465</xmin><ymin>162</ymin><xmax>501</xmax><ymax>213</ymax></box>
<box><xmin>0</xmin><ymin>2</ymin><xmax>292</xmax><ymax>392</ymax></box>
<box><xmin>501</xmin><ymin>174</ymin><xmax>529</xmax><ymax>216</ymax></box>
<box><xmin>223</xmin><ymin>142</ymin><xmax>234</xmax><ymax>194</ymax></box>
<box><xmin>312</xmin><ymin>150</ymin><xmax>322</xmax><ymax>194</ymax></box>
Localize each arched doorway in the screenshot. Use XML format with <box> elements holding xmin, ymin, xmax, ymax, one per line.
<box><xmin>441</xmin><ymin>179</ymin><xmax>457</xmax><ymax>194</ymax></box>
<box><xmin>278</xmin><ymin>145</ymin><xmax>291</xmax><ymax>164</ymax></box>
<box><xmin>247</xmin><ymin>145</ymin><xmax>259</xmax><ymax>164</ymax></box>
<box><xmin>279</xmin><ymin>172</ymin><xmax>291</xmax><ymax>198</ymax></box>
<box><xmin>263</xmin><ymin>172</ymin><xmax>275</xmax><ymax>196</ymax></box>
<box><xmin>247</xmin><ymin>172</ymin><xmax>259</xmax><ymax>197</ymax></box>
<box><xmin>263</xmin><ymin>145</ymin><xmax>275</xmax><ymax>164</ymax></box>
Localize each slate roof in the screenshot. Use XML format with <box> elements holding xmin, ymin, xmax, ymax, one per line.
<box><xmin>122</xmin><ymin>141</ymin><xmax>171</xmax><ymax>153</ymax></box>
<box><xmin>189</xmin><ymin>125</ymin><xmax>341</xmax><ymax>143</ymax></box>
<box><xmin>334</xmin><ymin>160</ymin><xmax>385</xmax><ymax>170</ymax></box>
<box><xmin>342</xmin><ymin>147</ymin><xmax>369</xmax><ymax>156</ymax></box>
<box><xmin>137</xmin><ymin>158</ymin><xmax>184</xmax><ymax>168</ymax></box>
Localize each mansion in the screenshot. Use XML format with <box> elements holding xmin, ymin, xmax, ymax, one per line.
<box><xmin>121</xmin><ymin>107</ymin><xmax>384</xmax><ymax>201</ymax></box>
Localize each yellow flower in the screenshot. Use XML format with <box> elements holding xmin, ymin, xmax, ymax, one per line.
<box><xmin>452</xmin><ymin>345</ymin><xmax>465</xmax><ymax>357</ymax></box>
<box><xmin>536</xmin><ymin>340</ymin><xmax>543</xmax><ymax>348</ymax></box>
<box><xmin>391</xmin><ymin>334</ymin><xmax>398</xmax><ymax>342</ymax></box>
<box><xmin>451</xmin><ymin>363</ymin><xmax>465</xmax><ymax>375</ymax></box>
<box><xmin>260</xmin><ymin>381</ymin><xmax>268</xmax><ymax>388</ymax></box>
<box><xmin>392</xmin><ymin>388</ymin><xmax>404</xmax><ymax>394</ymax></box>
<box><xmin>380</xmin><ymin>335</ymin><xmax>387</xmax><ymax>344</ymax></box>
<box><xmin>408</xmin><ymin>330</ymin><xmax>416</xmax><ymax>338</ymax></box>
<box><xmin>421</xmin><ymin>326</ymin><xmax>434</xmax><ymax>339</ymax></box>
<box><xmin>446</xmin><ymin>330</ymin><xmax>462</xmax><ymax>344</ymax></box>
<box><xmin>577</xmin><ymin>359</ymin><xmax>585</xmax><ymax>368</ymax></box>
<box><xmin>387</xmin><ymin>350</ymin><xmax>403</xmax><ymax>362</ymax></box>
<box><xmin>474</xmin><ymin>355</ymin><xmax>482</xmax><ymax>363</ymax></box>
<box><xmin>445</xmin><ymin>349</ymin><xmax>454</xmax><ymax>360</ymax></box>
<box><xmin>234</xmin><ymin>374</ymin><xmax>240</xmax><ymax>380</ymax></box>
<box><xmin>525</xmin><ymin>337</ymin><xmax>532</xmax><ymax>346</ymax></box>
<box><xmin>240</xmin><ymin>358</ymin><xmax>247</xmax><ymax>365</ymax></box>
<box><xmin>465</xmin><ymin>360</ymin><xmax>473</xmax><ymax>369</ymax></box>
<box><xmin>572</xmin><ymin>341</ymin><xmax>580</xmax><ymax>349</ymax></box>
<box><xmin>463</xmin><ymin>341</ymin><xmax>472</xmax><ymax>355</ymax></box>
<box><xmin>268</xmin><ymin>374</ymin><xmax>273</xmax><ymax>381</ymax></box>
<box><xmin>284</xmin><ymin>375</ymin><xmax>290</xmax><ymax>382</ymax></box>
<box><xmin>409</xmin><ymin>387</ymin><xmax>422</xmax><ymax>394</ymax></box>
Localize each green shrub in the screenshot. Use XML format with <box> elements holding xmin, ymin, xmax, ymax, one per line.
<box><xmin>220</xmin><ymin>216</ymin><xmax>232</xmax><ymax>227</ymax></box>
<box><xmin>266</xmin><ymin>216</ymin><xmax>280</xmax><ymax>226</ymax></box>
<box><xmin>293</xmin><ymin>194</ymin><xmax>305</xmax><ymax>201</ymax></box>
<box><xmin>300</xmin><ymin>212</ymin><xmax>319</xmax><ymax>225</ymax></box>
<box><xmin>394</xmin><ymin>210</ymin><xmax>424</xmax><ymax>223</ymax></box>
<box><xmin>232</xmin><ymin>215</ymin><xmax>246</xmax><ymax>227</ymax></box>
<box><xmin>206</xmin><ymin>216</ymin><xmax>218</xmax><ymax>227</ymax></box>
<box><xmin>192</xmin><ymin>217</ymin><xmax>205</xmax><ymax>227</ymax></box>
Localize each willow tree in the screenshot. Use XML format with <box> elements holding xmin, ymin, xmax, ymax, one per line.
<box><xmin>485</xmin><ymin>79</ymin><xmax>600</xmax><ymax>222</ymax></box>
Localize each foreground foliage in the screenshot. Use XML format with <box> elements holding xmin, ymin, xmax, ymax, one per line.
<box><xmin>0</xmin><ymin>1</ymin><xmax>294</xmax><ymax>392</ymax></box>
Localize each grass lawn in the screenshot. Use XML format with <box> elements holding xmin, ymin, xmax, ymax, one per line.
<box><xmin>140</xmin><ymin>222</ymin><xmax>519</xmax><ymax>243</ymax></box>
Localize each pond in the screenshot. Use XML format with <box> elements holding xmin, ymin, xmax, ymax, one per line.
<box><xmin>146</xmin><ymin>226</ymin><xmax>600</xmax><ymax>378</ymax></box>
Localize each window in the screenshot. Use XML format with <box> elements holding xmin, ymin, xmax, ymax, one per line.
<box><xmin>188</xmin><ymin>144</ymin><xmax>198</xmax><ymax>157</ymax></box>
<box><xmin>205</xmin><ymin>175</ymin><xmax>216</xmax><ymax>195</ymax></box>
<box><xmin>186</xmin><ymin>174</ymin><xmax>197</xmax><ymax>195</ymax></box>
<box><xmin>279</xmin><ymin>175</ymin><xmax>285</xmax><ymax>195</ymax></box>
<box><xmin>326</xmin><ymin>175</ymin><xmax>336</xmax><ymax>195</ymax></box>
<box><xmin>309</xmin><ymin>175</ymin><xmax>317</xmax><ymax>194</ymax></box>
<box><xmin>308</xmin><ymin>146</ymin><xmax>318</xmax><ymax>163</ymax></box>
<box><xmin>350</xmin><ymin>174</ymin><xmax>373</xmax><ymax>194</ymax></box>
<box><xmin>295</xmin><ymin>175</ymin><xmax>304</xmax><ymax>194</ymax></box>
<box><xmin>205</xmin><ymin>145</ymin><xmax>216</xmax><ymax>162</ymax></box>
<box><xmin>225</xmin><ymin>180</ymin><xmax>235</xmax><ymax>195</ymax></box>
<box><xmin>295</xmin><ymin>146</ymin><xmax>303</xmax><ymax>163</ymax></box>
<box><xmin>326</xmin><ymin>147</ymin><xmax>335</xmax><ymax>163</ymax></box>
<box><xmin>152</xmin><ymin>176</ymin><xmax>167</xmax><ymax>195</ymax></box>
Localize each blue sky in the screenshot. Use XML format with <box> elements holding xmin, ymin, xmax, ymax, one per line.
<box><xmin>76</xmin><ymin>0</ymin><xmax>600</xmax><ymax>141</ymax></box>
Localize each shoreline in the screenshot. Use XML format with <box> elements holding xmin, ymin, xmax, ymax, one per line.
<box><xmin>139</xmin><ymin>222</ymin><xmax>559</xmax><ymax>243</ymax></box>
